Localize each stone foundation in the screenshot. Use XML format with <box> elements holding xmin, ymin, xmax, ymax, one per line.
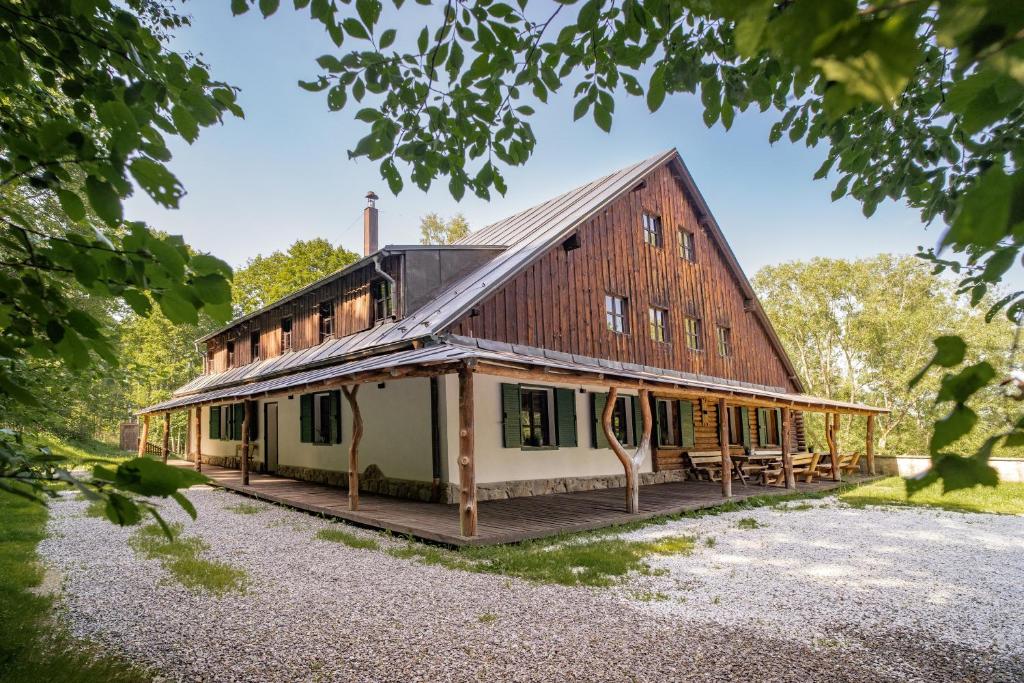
<box><xmin>271</xmin><ymin>463</ymin><xmax>437</xmax><ymax>503</ymax></box>
<box><xmin>448</xmin><ymin>469</ymin><xmax>690</xmax><ymax>503</ymax></box>
<box><xmin>202</xmin><ymin>454</ymin><xmax>266</xmax><ymax>474</ymax></box>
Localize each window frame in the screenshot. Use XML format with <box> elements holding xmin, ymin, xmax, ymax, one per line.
<box><xmin>312</xmin><ymin>390</ymin><xmax>333</xmax><ymax>445</ymax></box>
<box><xmin>249</xmin><ymin>330</ymin><xmax>260</xmax><ymax>363</ymax></box>
<box><xmin>226</xmin><ymin>340</ymin><xmax>235</xmax><ymax>368</ymax></box>
<box><xmin>649</xmin><ymin>307</ymin><xmax>669</xmax><ymax>343</ymax></box>
<box><xmin>610</xmin><ymin>395</ymin><xmax>636</xmax><ymax>446</ymax></box>
<box><xmin>656</xmin><ymin>398</ymin><xmax>681</xmax><ymax>447</ymax></box>
<box><xmin>679</xmin><ymin>228</ymin><xmax>696</xmax><ymax>262</ymax></box>
<box><xmin>716</xmin><ymin>325</ymin><xmax>732</xmax><ymax>357</ymax></box>
<box><xmin>642</xmin><ymin>212</ymin><xmax>663</xmax><ymax>247</ymax></box>
<box><xmin>371</xmin><ymin>279</ymin><xmax>393</xmax><ymax>324</ymax></box>
<box><xmin>318</xmin><ymin>300</ymin><xmax>335</xmax><ymax>343</ymax></box>
<box><xmin>280</xmin><ymin>316</ymin><xmax>293</xmax><ymax>353</ymax></box>
<box><xmin>519</xmin><ymin>386</ymin><xmax>555</xmax><ymax>448</ymax></box>
<box><xmin>727</xmin><ymin>406</ymin><xmax>745</xmax><ymax>446</ymax></box>
<box><xmin>684</xmin><ymin>317</ymin><xmax>703</xmax><ymax>351</ymax></box>
<box><xmin>605</xmin><ymin>294</ymin><xmax>629</xmax><ymax>334</ymax></box>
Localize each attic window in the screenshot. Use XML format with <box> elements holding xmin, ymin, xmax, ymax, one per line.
<box><xmin>371</xmin><ymin>279</ymin><xmax>393</xmax><ymax>323</ymax></box>
<box><xmin>281</xmin><ymin>317</ymin><xmax>293</xmax><ymax>353</ymax></box>
<box><xmin>319</xmin><ymin>301</ymin><xmax>335</xmax><ymax>342</ymax></box>
<box><xmin>562</xmin><ymin>233</ymin><xmax>581</xmax><ymax>252</ymax></box>
<box><xmin>679</xmin><ymin>228</ymin><xmax>695</xmax><ymax>262</ymax></box>
<box><xmin>250</xmin><ymin>330</ymin><xmax>260</xmax><ymax>362</ymax></box>
<box><xmin>226</xmin><ymin>340</ymin><xmax>235</xmax><ymax>368</ymax></box>
<box><xmin>642</xmin><ymin>212</ymin><xmax>662</xmax><ymax>247</ymax></box>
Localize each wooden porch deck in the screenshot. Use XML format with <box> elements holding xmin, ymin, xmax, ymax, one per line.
<box><xmin>172</xmin><ymin>460</ymin><xmax>878</xmax><ymax>546</ymax></box>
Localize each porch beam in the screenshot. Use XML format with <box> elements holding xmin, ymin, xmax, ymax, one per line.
<box><xmin>866</xmin><ymin>414</ymin><xmax>875</xmax><ymax>475</ymax></box>
<box><xmin>781</xmin><ymin>406</ymin><xmax>795</xmax><ymax>489</ymax></box>
<box><xmin>719</xmin><ymin>399</ymin><xmax>732</xmax><ymax>498</ymax></box>
<box><xmin>137</xmin><ymin>414</ymin><xmax>150</xmax><ymax>458</ymax></box>
<box><xmin>161</xmin><ymin>412</ymin><xmax>170</xmax><ymax>464</ymax></box>
<box><xmin>240</xmin><ymin>400</ymin><xmax>252</xmax><ymax>486</ymax></box>
<box><xmin>457</xmin><ymin>364</ymin><xmax>477</xmax><ymax>537</ymax></box>
<box><xmin>341</xmin><ymin>385</ymin><xmax>362</xmax><ymax>511</ymax></box>
<box><xmin>601</xmin><ymin>386</ymin><xmax>652</xmax><ymax>514</ymax></box>
<box><xmin>194</xmin><ymin>406</ymin><xmax>202</xmax><ymax>472</ymax></box>
<box><xmin>825</xmin><ymin>412</ymin><xmax>840</xmax><ymax>482</ymax></box>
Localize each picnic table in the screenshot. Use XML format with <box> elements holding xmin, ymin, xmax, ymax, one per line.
<box><xmin>730</xmin><ymin>453</ymin><xmax>782</xmax><ymax>485</ymax></box>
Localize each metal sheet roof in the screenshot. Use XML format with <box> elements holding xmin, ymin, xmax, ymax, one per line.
<box><xmin>143</xmin><ymin>338</ymin><xmax>886</xmax><ymax>415</ymax></box>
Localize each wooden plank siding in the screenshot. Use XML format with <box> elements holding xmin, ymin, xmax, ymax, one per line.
<box><xmin>447</xmin><ymin>164</ymin><xmax>797</xmax><ymax>391</ymax></box>
<box><xmin>205</xmin><ymin>255</ymin><xmax>402</xmax><ymax>374</ymax></box>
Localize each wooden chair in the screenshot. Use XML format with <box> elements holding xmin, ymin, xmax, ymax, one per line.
<box><xmin>685</xmin><ymin>451</ymin><xmax>725</xmax><ymax>482</ymax></box>
<box><xmin>790</xmin><ymin>452</ymin><xmax>820</xmax><ymax>483</ymax></box>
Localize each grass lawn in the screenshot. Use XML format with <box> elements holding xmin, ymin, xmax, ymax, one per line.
<box><xmin>29</xmin><ymin>433</ymin><xmax>134</xmax><ymax>468</ymax></box>
<box><xmin>0</xmin><ymin>487</ymin><xmax>150</xmax><ymax>682</ymax></box>
<box><xmin>840</xmin><ymin>476</ymin><xmax>1024</xmax><ymax>515</ymax></box>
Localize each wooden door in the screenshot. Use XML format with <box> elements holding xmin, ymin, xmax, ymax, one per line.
<box><xmin>264</xmin><ymin>402</ymin><xmax>279</xmax><ymax>472</ymax></box>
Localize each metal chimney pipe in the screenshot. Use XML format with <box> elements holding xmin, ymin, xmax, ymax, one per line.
<box><xmin>363</xmin><ymin>191</ymin><xmax>379</xmax><ymax>256</ymax></box>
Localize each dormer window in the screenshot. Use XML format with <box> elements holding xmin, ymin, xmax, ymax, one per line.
<box><xmin>642</xmin><ymin>212</ymin><xmax>662</xmax><ymax>247</ymax></box>
<box><xmin>226</xmin><ymin>340</ymin><xmax>235</xmax><ymax>368</ymax></box>
<box><xmin>281</xmin><ymin>316</ymin><xmax>293</xmax><ymax>353</ymax></box>
<box><xmin>250</xmin><ymin>330</ymin><xmax>260</xmax><ymax>362</ymax></box>
<box><xmin>371</xmin><ymin>280</ymin><xmax>393</xmax><ymax>323</ymax></box>
<box><xmin>319</xmin><ymin>301</ymin><xmax>334</xmax><ymax>343</ymax></box>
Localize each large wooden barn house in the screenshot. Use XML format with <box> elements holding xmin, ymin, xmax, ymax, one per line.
<box><xmin>140</xmin><ymin>149</ymin><xmax>886</xmax><ymax>538</ymax></box>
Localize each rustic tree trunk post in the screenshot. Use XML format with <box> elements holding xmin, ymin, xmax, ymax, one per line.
<box><xmin>137</xmin><ymin>415</ymin><xmax>150</xmax><ymax>457</ymax></box>
<box><xmin>866</xmin><ymin>414</ymin><xmax>875</xmax><ymax>475</ymax></box>
<box><xmin>781</xmin><ymin>407</ymin><xmax>795</xmax><ymax>489</ymax></box>
<box><xmin>458</xmin><ymin>365</ymin><xmax>477</xmax><ymax>536</ymax></box>
<box><xmin>718</xmin><ymin>399</ymin><xmax>732</xmax><ymax>498</ymax></box>
<box><xmin>601</xmin><ymin>386</ymin><xmax>652</xmax><ymax>513</ymax></box>
<box><xmin>240</xmin><ymin>401</ymin><xmax>251</xmax><ymax>486</ymax></box>
<box><xmin>194</xmin><ymin>405</ymin><xmax>202</xmax><ymax>472</ymax></box>
<box><xmin>341</xmin><ymin>385</ymin><xmax>362</xmax><ymax>511</ymax></box>
<box><xmin>825</xmin><ymin>412</ymin><xmax>840</xmax><ymax>481</ymax></box>
<box><xmin>161</xmin><ymin>412</ymin><xmax>170</xmax><ymax>464</ymax></box>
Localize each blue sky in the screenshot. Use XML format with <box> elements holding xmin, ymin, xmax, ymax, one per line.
<box><xmin>126</xmin><ymin>2</ymin><xmax>1019</xmax><ymax>288</ymax></box>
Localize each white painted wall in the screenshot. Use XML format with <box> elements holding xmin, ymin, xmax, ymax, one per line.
<box><xmin>444</xmin><ymin>372</ymin><xmax>651</xmax><ymax>485</ymax></box>
<box><xmin>197</xmin><ymin>377</ymin><xmax>436</xmax><ymax>482</ymax></box>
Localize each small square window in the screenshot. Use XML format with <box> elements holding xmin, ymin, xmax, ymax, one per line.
<box><xmin>685</xmin><ymin>317</ymin><xmax>703</xmax><ymax>351</ymax></box>
<box><xmin>649</xmin><ymin>307</ymin><xmax>668</xmax><ymax>343</ymax></box>
<box><xmin>716</xmin><ymin>326</ymin><xmax>732</xmax><ymax>357</ymax></box>
<box><xmin>679</xmin><ymin>229</ymin><xmax>695</xmax><ymax>262</ymax></box>
<box><xmin>280</xmin><ymin>317</ymin><xmax>293</xmax><ymax>353</ymax></box>
<box><xmin>605</xmin><ymin>295</ymin><xmax>629</xmax><ymax>334</ymax></box>
<box><xmin>642</xmin><ymin>212</ymin><xmax>663</xmax><ymax>247</ymax></box>
<box><xmin>319</xmin><ymin>301</ymin><xmax>335</xmax><ymax>343</ymax></box>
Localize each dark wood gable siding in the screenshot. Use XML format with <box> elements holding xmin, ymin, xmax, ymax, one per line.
<box><xmin>447</xmin><ymin>163</ymin><xmax>797</xmax><ymax>391</ymax></box>
<box><xmin>205</xmin><ymin>255</ymin><xmax>402</xmax><ymax>373</ymax></box>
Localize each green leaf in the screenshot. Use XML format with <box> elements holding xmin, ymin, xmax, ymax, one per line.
<box><xmin>936</xmin><ymin>362</ymin><xmax>995</xmax><ymax>403</ymax></box>
<box><xmin>380</xmin><ymin>28</ymin><xmax>397</xmax><ymax>49</ymax></box>
<box><xmin>157</xmin><ymin>290</ymin><xmax>199</xmax><ymax>324</ymax></box>
<box><xmin>647</xmin><ymin>66</ymin><xmax>665</xmax><ymax>112</ymax></box>
<box><xmin>593</xmin><ymin>105</ymin><xmax>612</xmax><ymax>132</ymax></box>
<box><xmin>231</xmin><ymin>0</ymin><xmax>250</xmax><ymax>15</ymax></box>
<box><xmin>929</xmin><ymin>404</ymin><xmax>977</xmax><ymax>453</ymax></box>
<box><xmin>130</xmin><ymin>159</ymin><xmax>184</xmax><ymax>209</ymax></box>
<box><xmin>171</xmin><ymin>105</ymin><xmax>199</xmax><ymax>144</ymax></box>
<box><xmin>909</xmin><ymin>335</ymin><xmax>967</xmax><ymax>389</ymax></box>
<box><xmin>191</xmin><ymin>274</ymin><xmax>232</xmax><ymax>305</ymax></box>
<box><xmin>105</xmin><ymin>492</ymin><xmax>142</xmax><ymax>526</ymax></box>
<box><xmin>356</xmin><ymin>0</ymin><xmax>382</xmax><ymax>32</ymax></box>
<box><xmin>84</xmin><ymin>176</ymin><xmax>123</xmax><ymax>226</ymax></box>
<box><xmin>342</xmin><ymin>18</ymin><xmax>370</xmax><ymax>40</ymax></box>
<box><xmin>259</xmin><ymin>0</ymin><xmax>280</xmax><ymax>16</ymax></box>
<box><xmin>56</xmin><ymin>189</ymin><xmax>86</xmax><ymax>221</ymax></box>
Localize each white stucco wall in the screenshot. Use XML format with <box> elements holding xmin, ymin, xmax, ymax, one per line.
<box><xmin>444</xmin><ymin>372</ymin><xmax>653</xmax><ymax>485</ymax></box>
<box><xmin>197</xmin><ymin>377</ymin><xmax>436</xmax><ymax>482</ymax></box>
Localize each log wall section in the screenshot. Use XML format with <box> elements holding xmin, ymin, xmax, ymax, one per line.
<box><xmin>448</xmin><ymin>164</ymin><xmax>797</xmax><ymax>391</ymax></box>
<box><xmin>204</xmin><ymin>255</ymin><xmax>402</xmax><ymax>373</ymax></box>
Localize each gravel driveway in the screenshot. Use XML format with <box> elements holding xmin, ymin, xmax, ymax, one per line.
<box><xmin>40</xmin><ymin>489</ymin><xmax>1023</xmax><ymax>682</ymax></box>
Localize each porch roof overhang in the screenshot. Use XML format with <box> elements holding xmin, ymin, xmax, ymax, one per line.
<box><xmin>139</xmin><ymin>337</ymin><xmax>888</xmax><ymax>416</ymax></box>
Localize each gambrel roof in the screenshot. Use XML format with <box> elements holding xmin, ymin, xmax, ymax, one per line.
<box><xmin>161</xmin><ymin>149</ymin><xmax>806</xmax><ymax>405</ymax></box>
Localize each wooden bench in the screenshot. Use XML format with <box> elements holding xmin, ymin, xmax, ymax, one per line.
<box><xmin>817</xmin><ymin>452</ymin><xmax>860</xmax><ymax>478</ymax></box>
<box><xmin>749</xmin><ymin>450</ymin><xmax>783</xmax><ymax>486</ymax></box>
<box><xmin>685</xmin><ymin>451</ymin><xmax>725</xmax><ymax>482</ymax></box>
<box><xmin>791</xmin><ymin>452</ymin><xmax>821</xmax><ymax>483</ymax></box>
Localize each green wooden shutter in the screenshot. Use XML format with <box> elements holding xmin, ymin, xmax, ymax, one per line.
<box><xmin>554</xmin><ymin>388</ymin><xmax>577</xmax><ymax>447</ymax></box>
<box><xmin>739</xmin><ymin>406</ymin><xmax>751</xmax><ymax>449</ymax></box>
<box><xmin>300</xmin><ymin>394</ymin><xmax>313</xmax><ymax>443</ymax></box>
<box><xmin>757</xmin><ymin>408</ymin><xmax>768</xmax><ymax>447</ymax></box>
<box><xmin>209</xmin><ymin>406</ymin><xmax>220</xmax><ymax>440</ymax></box>
<box><xmin>232</xmin><ymin>403</ymin><xmax>245</xmax><ymax>440</ymax></box>
<box><xmin>679</xmin><ymin>400</ymin><xmax>695</xmax><ymax>448</ymax></box>
<box><xmin>330</xmin><ymin>390</ymin><xmax>342</xmax><ymax>444</ymax></box>
<box><xmin>591</xmin><ymin>393</ymin><xmax>609</xmax><ymax>448</ymax></box>
<box><xmin>631</xmin><ymin>396</ymin><xmax>642</xmax><ymax>447</ymax></box>
<box><xmin>500</xmin><ymin>383</ymin><xmax>521</xmax><ymax>448</ymax></box>
<box><xmin>775</xmin><ymin>408</ymin><xmax>783</xmax><ymax>447</ymax></box>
